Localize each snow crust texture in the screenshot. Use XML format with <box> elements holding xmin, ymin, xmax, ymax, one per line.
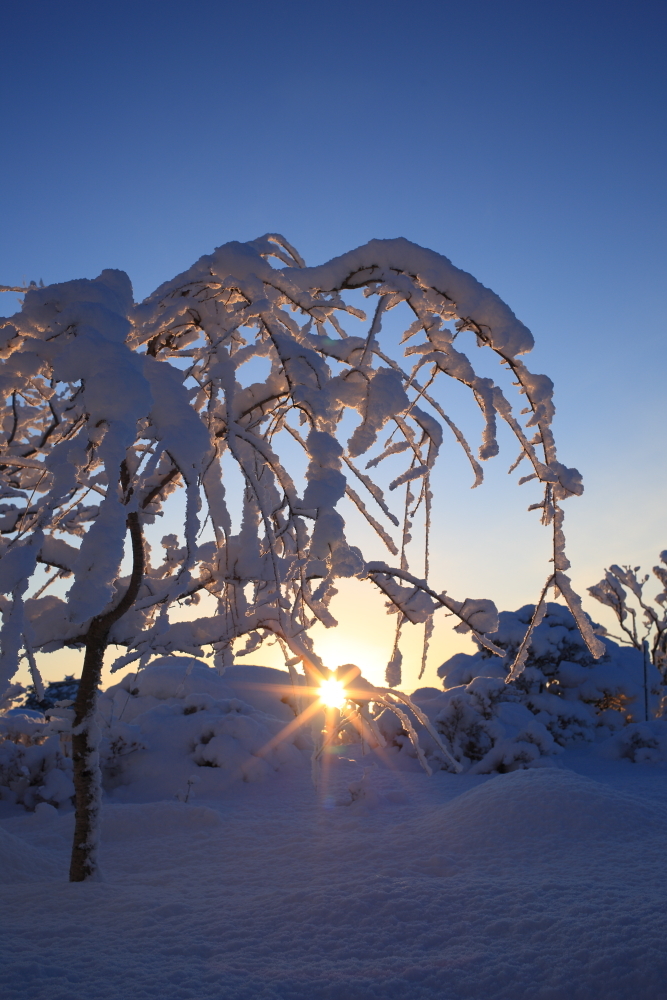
<box><xmin>1</xmin><ymin>755</ymin><xmax>666</xmax><ymax>1000</ymax></box>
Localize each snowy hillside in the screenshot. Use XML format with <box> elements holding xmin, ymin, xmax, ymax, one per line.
<box><xmin>1</xmin><ymin>661</ymin><xmax>666</xmax><ymax>1000</ymax></box>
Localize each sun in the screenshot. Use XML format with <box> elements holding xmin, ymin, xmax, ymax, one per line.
<box><xmin>318</xmin><ymin>676</ymin><xmax>347</xmax><ymax>710</ymax></box>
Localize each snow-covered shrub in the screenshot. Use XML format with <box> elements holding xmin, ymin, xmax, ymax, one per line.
<box><xmin>423</xmin><ymin>603</ymin><xmax>660</xmax><ymax>773</ymax></box>
<box><xmin>433</xmin><ymin>678</ymin><xmax>560</xmax><ymax>774</ymax></box>
<box><xmin>596</xmin><ymin>720</ymin><xmax>667</xmax><ymax>763</ymax></box>
<box><xmin>375</xmin><ymin>699</ymin><xmax>452</xmax><ymax>771</ymax></box>
<box><xmin>0</xmin><ymin>709</ymin><xmax>74</xmax><ymax>809</ymax></box>
<box><xmin>376</xmin><ymin>681</ymin><xmax>560</xmax><ymax>774</ymax></box>
<box><xmin>96</xmin><ymin>659</ymin><xmax>310</xmax><ymax>801</ymax></box>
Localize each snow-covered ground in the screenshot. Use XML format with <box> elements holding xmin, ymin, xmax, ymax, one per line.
<box><xmin>2</xmin><ymin>739</ymin><xmax>666</xmax><ymax>1000</ymax></box>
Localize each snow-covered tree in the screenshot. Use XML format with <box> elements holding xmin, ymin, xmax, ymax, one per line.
<box><xmin>129</xmin><ymin>235</ymin><xmax>604</xmax><ymax>672</ymax></box>
<box><xmin>0</xmin><ymin>268</ymin><xmax>217</xmax><ymax>878</ymax></box>
<box><xmin>0</xmin><ymin>235</ymin><xmax>599</xmax><ymax>878</ymax></box>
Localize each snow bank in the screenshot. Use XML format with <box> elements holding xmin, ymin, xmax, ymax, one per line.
<box><xmin>0</xmin><ymin>659</ymin><xmax>311</xmax><ymax>813</ymax></box>
<box><xmin>431</xmin><ymin>767</ymin><xmax>667</xmax><ymax>849</ymax></box>
<box><xmin>100</xmin><ymin>658</ymin><xmax>298</xmax><ymax>724</ymax></box>
<box><xmin>101</xmin><ymin>801</ymin><xmax>223</xmax><ymax>841</ymax></box>
<box><xmin>0</xmin><ymin>822</ymin><xmax>63</xmax><ymax>883</ymax></box>
<box><xmin>1</xmin><ymin>750</ymin><xmax>667</xmax><ymax>999</ymax></box>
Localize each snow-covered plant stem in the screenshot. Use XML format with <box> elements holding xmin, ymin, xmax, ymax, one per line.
<box><xmin>312</xmin><ymin>664</ymin><xmax>462</xmax><ymax>777</ymax></box>
<box><xmin>642</xmin><ymin>640</ymin><xmax>650</xmax><ymax>722</ymax></box>
<box><xmin>69</xmin><ymin>508</ymin><xmax>145</xmax><ymax>881</ymax></box>
<box><xmin>589</xmin><ymin>552</ymin><xmax>667</xmax><ymax>698</ymax></box>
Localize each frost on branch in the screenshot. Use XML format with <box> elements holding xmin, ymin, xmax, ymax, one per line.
<box><xmin>589</xmin><ymin>552</ymin><xmax>667</xmax><ymax>687</ymax></box>
<box><xmin>0</xmin><ymin>234</ymin><xmax>594</xmax><ymax>848</ymax></box>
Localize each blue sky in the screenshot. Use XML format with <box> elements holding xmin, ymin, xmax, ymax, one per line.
<box><xmin>2</xmin><ymin>0</ymin><xmax>665</xmax><ymax>687</ymax></box>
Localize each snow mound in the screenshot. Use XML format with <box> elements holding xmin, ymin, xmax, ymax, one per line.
<box><xmin>435</xmin><ymin>768</ymin><xmax>667</xmax><ymax>849</ymax></box>
<box><xmin>99</xmin><ymin>660</ymin><xmax>309</xmax><ymax>803</ymax></box>
<box><xmin>0</xmin><ymin>824</ymin><xmax>63</xmax><ymax>883</ymax></box>
<box><xmin>100</xmin><ymin>658</ymin><xmax>298</xmax><ymax>725</ymax></box>
<box><xmin>119</xmin><ymin>657</ymin><xmax>228</xmax><ymax>702</ymax></box>
<box><xmin>101</xmin><ymin>801</ymin><xmax>223</xmax><ymax>842</ymax></box>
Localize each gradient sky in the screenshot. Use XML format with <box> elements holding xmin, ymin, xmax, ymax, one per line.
<box><xmin>2</xmin><ymin>0</ymin><xmax>665</xmax><ymax>690</ymax></box>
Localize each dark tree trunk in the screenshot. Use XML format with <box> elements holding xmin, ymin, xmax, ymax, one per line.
<box><xmin>68</xmin><ymin>618</ymin><xmax>111</xmax><ymax>881</ymax></box>
<box><xmin>68</xmin><ymin>510</ymin><xmax>145</xmax><ymax>882</ymax></box>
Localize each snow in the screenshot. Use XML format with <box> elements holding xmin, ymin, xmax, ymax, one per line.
<box><xmin>425</xmin><ymin>602</ymin><xmax>662</xmax><ymax>775</ymax></box>
<box><xmin>95</xmin><ymin>661</ymin><xmax>309</xmax><ymax>802</ymax></box>
<box><xmin>291</xmin><ymin>237</ymin><xmax>535</xmax><ymax>359</ymax></box>
<box><xmin>1</xmin><ymin>741</ymin><xmax>666</xmax><ymax>1000</ymax></box>
<box><xmin>0</xmin><ymin>660</ymin><xmax>667</xmax><ymax>1000</ymax></box>
<box><xmin>1</xmin><ymin>234</ymin><xmax>664</xmax><ymax>990</ymax></box>
<box><xmin>0</xmin><ymin>234</ymin><xmax>594</xmax><ymax>733</ymax></box>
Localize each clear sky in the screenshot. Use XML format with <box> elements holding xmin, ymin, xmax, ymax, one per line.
<box><xmin>2</xmin><ymin>0</ymin><xmax>665</xmax><ymax>690</ymax></box>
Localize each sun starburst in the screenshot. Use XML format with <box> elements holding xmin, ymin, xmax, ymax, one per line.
<box><xmin>318</xmin><ymin>676</ymin><xmax>347</xmax><ymax>710</ymax></box>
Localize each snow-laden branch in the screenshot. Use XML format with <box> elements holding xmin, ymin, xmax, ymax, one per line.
<box><xmin>1</xmin><ymin>234</ymin><xmax>593</xmax><ymax>712</ymax></box>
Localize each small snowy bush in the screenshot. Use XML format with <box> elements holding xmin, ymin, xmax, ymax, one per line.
<box><xmin>0</xmin><ymin>708</ymin><xmax>74</xmax><ymax>809</ymax></box>
<box><xmin>597</xmin><ymin>720</ymin><xmax>667</xmax><ymax>763</ymax></box>
<box><xmin>395</xmin><ymin>603</ymin><xmax>660</xmax><ymax>774</ymax></box>
<box><xmin>375</xmin><ymin>682</ymin><xmax>560</xmax><ymax>775</ymax></box>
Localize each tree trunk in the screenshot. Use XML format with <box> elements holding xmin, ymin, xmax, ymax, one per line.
<box><xmin>68</xmin><ymin>618</ymin><xmax>111</xmax><ymax>882</ymax></box>
<box><xmin>68</xmin><ymin>509</ymin><xmax>145</xmax><ymax>882</ymax></box>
